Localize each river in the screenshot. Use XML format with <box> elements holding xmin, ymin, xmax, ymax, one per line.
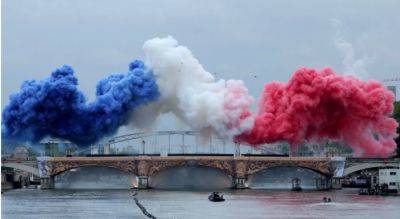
<box><xmin>2</xmin><ymin>189</ymin><xmax>399</xmax><ymax>219</ymax></box>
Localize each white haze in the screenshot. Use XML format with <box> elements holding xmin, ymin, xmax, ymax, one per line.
<box><xmin>332</xmin><ymin>19</ymin><xmax>372</xmax><ymax>79</ymax></box>
<box><xmin>131</xmin><ymin>36</ymin><xmax>254</xmax><ymax>140</ymax></box>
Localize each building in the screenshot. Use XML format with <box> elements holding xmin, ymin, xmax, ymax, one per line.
<box><xmin>40</xmin><ymin>139</ymin><xmax>79</xmax><ymax>156</ymax></box>
<box><xmin>383</xmin><ymin>77</ymin><xmax>400</xmax><ymax>101</ymax></box>
<box><xmin>379</xmin><ymin>169</ymin><xmax>400</xmax><ymax>192</ymax></box>
<box><xmin>65</xmin><ymin>145</ymin><xmax>78</xmax><ymax>156</ymax></box>
<box><xmin>13</xmin><ymin>146</ymin><xmax>29</xmax><ymax>160</ymax></box>
<box><xmin>104</xmin><ymin>144</ymin><xmax>110</xmax><ymax>155</ymax></box>
<box><xmin>97</xmin><ymin>143</ymin><xmax>104</xmax><ymax>154</ymax></box>
<box><xmin>40</xmin><ymin>140</ymin><xmax>63</xmax><ymax>157</ymax></box>
<box><xmin>125</xmin><ymin>145</ymin><xmax>134</xmax><ymax>154</ymax></box>
<box><xmin>90</xmin><ymin>145</ymin><xmax>99</xmax><ymax>155</ymax></box>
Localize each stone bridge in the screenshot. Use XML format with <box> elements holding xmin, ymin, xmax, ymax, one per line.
<box><xmin>2</xmin><ymin>160</ymin><xmax>40</xmax><ymax>177</ymax></box>
<box><xmin>343</xmin><ymin>158</ymin><xmax>400</xmax><ymax>176</ymax></box>
<box><xmin>38</xmin><ymin>156</ymin><xmax>337</xmax><ymax>189</ymax></box>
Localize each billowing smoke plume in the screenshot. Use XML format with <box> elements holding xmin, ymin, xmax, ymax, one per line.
<box><xmin>238</xmin><ymin>67</ymin><xmax>397</xmax><ymax>157</ymax></box>
<box><xmin>2</xmin><ymin>60</ymin><xmax>159</xmax><ymax>146</ymax></box>
<box><xmin>131</xmin><ymin>36</ymin><xmax>254</xmax><ymax>139</ymax></box>
<box><xmin>2</xmin><ymin>36</ymin><xmax>397</xmax><ymax>157</ymax></box>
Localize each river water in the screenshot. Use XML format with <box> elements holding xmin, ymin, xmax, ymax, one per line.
<box><xmin>2</xmin><ymin>189</ymin><xmax>399</xmax><ymax>219</ymax></box>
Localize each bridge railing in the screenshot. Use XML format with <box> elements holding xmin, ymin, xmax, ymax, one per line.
<box><xmin>345</xmin><ymin>157</ymin><xmax>400</xmax><ymax>163</ymax></box>
<box><xmin>68</xmin><ymin>131</ymin><xmax>287</xmax><ymax>157</ymax></box>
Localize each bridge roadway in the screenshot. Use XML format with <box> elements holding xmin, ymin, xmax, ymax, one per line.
<box><xmin>37</xmin><ymin>156</ymin><xmax>335</xmax><ymax>189</ymax></box>
<box><xmin>344</xmin><ymin>157</ymin><xmax>400</xmax><ymax>176</ymax></box>
<box><xmin>1</xmin><ymin>159</ymin><xmax>39</xmax><ymax>176</ymax></box>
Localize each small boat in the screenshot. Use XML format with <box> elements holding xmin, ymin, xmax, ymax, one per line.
<box><xmin>323</xmin><ymin>197</ymin><xmax>332</xmax><ymax>203</ymax></box>
<box><xmin>291</xmin><ymin>186</ymin><xmax>302</xmax><ymax>191</ymax></box>
<box><xmin>208</xmin><ymin>192</ymin><xmax>225</xmax><ymax>202</ymax></box>
<box><xmin>358</xmin><ymin>188</ymin><xmax>369</xmax><ymax>195</ymax></box>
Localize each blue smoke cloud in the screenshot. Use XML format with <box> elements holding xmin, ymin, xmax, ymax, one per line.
<box><xmin>2</xmin><ymin>60</ymin><xmax>159</xmax><ymax>146</ymax></box>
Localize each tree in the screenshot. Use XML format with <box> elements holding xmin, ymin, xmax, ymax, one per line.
<box><xmin>27</xmin><ymin>147</ymin><xmax>39</xmax><ymax>158</ymax></box>
<box><xmin>392</xmin><ymin>101</ymin><xmax>400</xmax><ymax>157</ymax></box>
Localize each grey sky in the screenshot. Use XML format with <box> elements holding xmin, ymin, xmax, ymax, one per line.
<box><xmin>2</xmin><ymin>0</ymin><xmax>400</xmax><ymax>134</ymax></box>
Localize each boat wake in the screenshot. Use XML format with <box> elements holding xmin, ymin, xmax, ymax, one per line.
<box><xmin>131</xmin><ymin>189</ymin><xmax>157</xmax><ymax>219</ymax></box>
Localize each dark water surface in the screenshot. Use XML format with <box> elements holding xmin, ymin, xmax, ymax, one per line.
<box><xmin>2</xmin><ymin>189</ymin><xmax>399</xmax><ymax>219</ymax></box>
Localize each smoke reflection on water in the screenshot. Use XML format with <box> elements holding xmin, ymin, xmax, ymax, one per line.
<box><xmin>54</xmin><ymin>166</ymin><xmax>136</xmax><ymax>189</ymax></box>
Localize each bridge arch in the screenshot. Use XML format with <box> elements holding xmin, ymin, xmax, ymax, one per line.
<box><xmin>2</xmin><ymin>162</ymin><xmax>40</xmax><ymax>177</ymax></box>
<box><xmin>344</xmin><ymin>163</ymin><xmax>399</xmax><ymax>176</ymax></box>
<box><xmin>248</xmin><ymin>165</ymin><xmax>328</xmax><ymax>189</ymax></box>
<box><xmin>53</xmin><ymin>165</ymin><xmax>137</xmax><ymax>189</ymax></box>
<box><xmin>50</xmin><ymin>160</ymin><xmax>137</xmax><ymax>176</ymax></box>
<box><xmin>244</xmin><ymin>159</ymin><xmax>332</xmax><ymax>177</ymax></box>
<box><xmin>147</xmin><ymin>159</ymin><xmax>234</xmax><ymax>177</ymax></box>
<box><xmin>148</xmin><ymin>165</ymin><xmax>232</xmax><ymax>189</ymax></box>
<box><xmin>248</xmin><ymin>164</ymin><xmax>330</xmax><ymax>177</ymax></box>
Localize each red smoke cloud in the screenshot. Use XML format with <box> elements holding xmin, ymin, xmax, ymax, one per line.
<box><xmin>238</xmin><ymin>67</ymin><xmax>397</xmax><ymax>157</ymax></box>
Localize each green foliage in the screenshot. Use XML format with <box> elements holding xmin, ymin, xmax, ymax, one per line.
<box><xmin>393</xmin><ymin>101</ymin><xmax>400</xmax><ymax>157</ymax></box>
<box><xmin>27</xmin><ymin>147</ymin><xmax>39</xmax><ymax>158</ymax></box>
<box><xmin>280</xmin><ymin>142</ymin><xmax>290</xmax><ymax>154</ymax></box>
<box><xmin>65</xmin><ymin>146</ymin><xmax>77</xmax><ymax>155</ymax></box>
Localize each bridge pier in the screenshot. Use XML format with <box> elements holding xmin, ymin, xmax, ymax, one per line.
<box><xmin>331</xmin><ymin>177</ymin><xmax>342</xmax><ymax>189</ymax></box>
<box><xmin>137</xmin><ymin>176</ymin><xmax>149</xmax><ymax>189</ymax></box>
<box><xmin>40</xmin><ymin>176</ymin><xmax>54</xmax><ymax>189</ymax></box>
<box><xmin>232</xmin><ymin>177</ymin><xmax>248</xmax><ymax>189</ymax></box>
<box><xmin>316</xmin><ymin>176</ymin><xmax>333</xmax><ymax>190</ymax></box>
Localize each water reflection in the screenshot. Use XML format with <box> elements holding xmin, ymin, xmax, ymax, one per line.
<box><xmin>149</xmin><ymin>166</ymin><xmax>231</xmax><ymax>189</ymax></box>
<box><xmin>54</xmin><ymin>165</ymin><xmax>329</xmax><ymax>190</ymax></box>
<box><xmin>249</xmin><ymin>166</ymin><xmax>326</xmax><ymax>189</ymax></box>
<box><xmin>54</xmin><ymin>166</ymin><xmax>136</xmax><ymax>189</ymax></box>
<box><xmin>2</xmin><ymin>189</ymin><xmax>399</xmax><ymax>219</ymax></box>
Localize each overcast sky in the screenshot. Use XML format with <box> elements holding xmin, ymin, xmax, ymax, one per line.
<box><xmin>2</xmin><ymin>0</ymin><xmax>400</xmax><ymax>134</ymax></box>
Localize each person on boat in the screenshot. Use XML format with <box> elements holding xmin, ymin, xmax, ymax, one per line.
<box><xmin>209</xmin><ymin>192</ymin><xmax>225</xmax><ymax>201</ymax></box>
<box><xmin>212</xmin><ymin>192</ymin><xmax>221</xmax><ymax>199</ymax></box>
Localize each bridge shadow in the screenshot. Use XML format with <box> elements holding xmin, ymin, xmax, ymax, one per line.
<box><xmin>149</xmin><ymin>166</ymin><xmax>232</xmax><ymax>190</ymax></box>
<box><xmin>54</xmin><ymin>166</ymin><xmax>136</xmax><ymax>189</ymax></box>
<box><xmin>248</xmin><ymin>166</ymin><xmax>327</xmax><ymax>189</ymax></box>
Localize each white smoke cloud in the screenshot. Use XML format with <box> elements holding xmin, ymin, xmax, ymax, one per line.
<box><xmin>331</xmin><ymin>19</ymin><xmax>372</xmax><ymax>79</ymax></box>
<box><xmin>131</xmin><ymin>36</ymin><xmax>254</xmax><ymax>140</ymax></box>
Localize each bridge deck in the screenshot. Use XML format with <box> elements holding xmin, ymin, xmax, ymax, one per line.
<box><xmin>48</xmin><ymin>156</ymin><xmax>332</xmax><ymax>161</ymax></box>
<box><xmin>41</xmin><ymin>156</ymin><xmax>334</xmax><ymax>178</ymax></box>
